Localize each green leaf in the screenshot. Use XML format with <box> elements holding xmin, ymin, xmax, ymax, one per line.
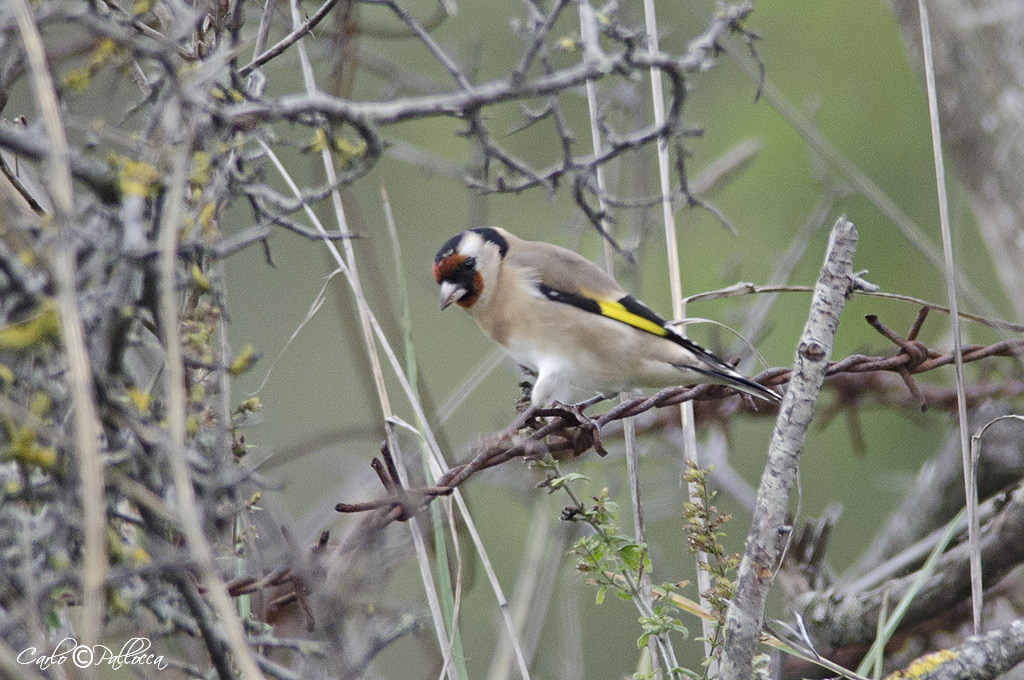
<box><xmin>618</xmin><ymin>544</ymin><xmax>645</xmax><ymax>572</ymax></box>
<box><xmin>549</xmin><ymin>472</ymin><xmax>589</xmax><ymax>489</ymax></box>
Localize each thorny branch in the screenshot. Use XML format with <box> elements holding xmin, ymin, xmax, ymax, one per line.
<box><xmin>0</xmin><ymin>0</ymin><xmax>767</xmax><ymax>675</ymax></box>
<box><xmin>336</xmin><ymin>314</ymin><xmax>1023</xmax><ymax>527</ymax></box>
<box><xmin>4</xmin><ymin>0</ymin><xmax>1024</xmax><ymax>677</ymax></box>
<box><xmin>0</xmin><ymin>0</ymin><xmax>760</xmax><ymax>249</ymax></box>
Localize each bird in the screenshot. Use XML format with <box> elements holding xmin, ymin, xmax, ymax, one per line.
<box><xmin>432</xmin><ymin>227</ymin><xmax>781</xmax><ymax>408</ymax></box>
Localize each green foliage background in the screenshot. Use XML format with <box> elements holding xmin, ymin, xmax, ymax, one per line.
<box><xmin>220</xmin><ymin>0</ymin><xmax>1007</xmax><ymax>676</ymax></box>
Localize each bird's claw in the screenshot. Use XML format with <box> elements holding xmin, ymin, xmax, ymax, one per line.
<box><xmin>515</xmin><ymin>380</ymin><xmax>534</xmax><ymax>414</ymax></box>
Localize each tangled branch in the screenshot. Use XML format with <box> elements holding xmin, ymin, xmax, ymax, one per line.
<box><xmin>336</xmin><ymin>310</ymin><xmax>1024</xmax><ymax>528</ymax></box>
<box><xmin>0</xmin><ymin>0</ymin><xmax>769</xmax><ymax>674</ymax></box>
<box><xmin>0</xmin><ymin>0</ymin><xmax>759</xmax><ymax>253</ymax></box>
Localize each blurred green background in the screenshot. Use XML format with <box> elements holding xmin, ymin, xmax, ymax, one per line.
<box><xmin>220</xmin><ymin>0</ymin><xmax>1008</xmax><ymax>677</ymax></box>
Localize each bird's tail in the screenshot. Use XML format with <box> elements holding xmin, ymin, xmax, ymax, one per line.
<box><xmin>686</xmin><ymin>364</ymin><xmax>782</xmax><ymax>404</ymax></box>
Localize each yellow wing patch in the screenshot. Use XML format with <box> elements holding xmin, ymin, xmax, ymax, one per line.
<box><xmin>596</xmin><ymin>299</ymin><xmax>668</xmax><ymax>337</ymax></box>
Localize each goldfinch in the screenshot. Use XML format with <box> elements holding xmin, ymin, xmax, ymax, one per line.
<box><xmin>433</xmin><ymin>227</ymin><xmax>781</xmax><ymax>407</ymax></box>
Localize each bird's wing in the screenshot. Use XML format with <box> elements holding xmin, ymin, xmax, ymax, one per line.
<box><xmin>506</xmin><ymin>239</ymin><xmax>679</xmax><ymax>339</ymax></box>
<box><xmin>503</xmin><ymin>235</ymin><xmax>780</xmax><ymax>403</ymax></box>
<box><xmin>506</xmin><ymin>237</ymin><xmax>747</xmax><ymax>371</ymax></box>
<box><xmin>506</xmin><ymin>237</ymin><xmax>627</xmax><ymax>300</ymax></box>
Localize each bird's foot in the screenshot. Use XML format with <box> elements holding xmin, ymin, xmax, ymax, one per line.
<box><xmin>515</xmin><ymin>380</ymin><xmax>534</xmax><ymax>414</ymax></box>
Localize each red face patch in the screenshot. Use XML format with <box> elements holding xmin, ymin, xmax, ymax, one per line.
<box><xmin>432</xmin><ymin>253</ymin><xmax>463</xmax><ymax>283</ymax></box>
<box><xmin>432</xmin><ymin>253</ymin><xmax>483</xmax><ymax>308</ymax></box>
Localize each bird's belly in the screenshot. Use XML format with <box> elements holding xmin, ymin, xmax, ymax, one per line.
<box><xmin>503</xmin><ymin>329</ymin><xmax>669</xmax><ymax>396</ymax></box>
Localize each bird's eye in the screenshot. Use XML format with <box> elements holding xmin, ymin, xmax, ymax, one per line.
<box><xmin>462</xmin><ymin>257</ymin><xmax>476</xmax><ymax>271</ymax></box>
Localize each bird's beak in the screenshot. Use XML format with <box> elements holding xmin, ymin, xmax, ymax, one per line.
<box><xmin>439</xmin><ymin>281</ymin><xmax>466</xmax><ymax>310</ymax></box>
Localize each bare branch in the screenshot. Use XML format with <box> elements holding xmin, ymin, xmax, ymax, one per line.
<box><xmin>891</xmin><ymin>617</ymin><xmax>1024</xmax><ymax>680</ymax></box>
<box><xmin>720</xmin><ymin>216</ymin><xmax>858</xmax><ymax>680</ymax></box>
<box><xmin>796</xmin><ymin>482</ymin><xmax>1024</xmax><ymax>650</ymax></box>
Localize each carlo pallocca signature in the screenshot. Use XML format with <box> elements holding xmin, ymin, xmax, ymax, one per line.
<box><xmin>18</xmin><ymin>636</ymin><xmax>168</xmax><ymax>671</ymax></box>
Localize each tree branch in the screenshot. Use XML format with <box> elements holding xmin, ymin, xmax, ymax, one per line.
<box><xmin>719</xmin><ymin>216</ymin><xmax>859</xmax><ymax>680</ymax></box>
<box><xmin>895</xmin><ymin>617</ymin><xmax>1024</xmax><ymax>680</ymax></box>
<box><xmin>796</xmin><ymin>481</ymin><xmax>1024</xmax><ymax>650</ymax></box>
<box><xmin>842</xmin><ymin>404</ymin><xmax>1024</xmax><ymax>585</ymax></box>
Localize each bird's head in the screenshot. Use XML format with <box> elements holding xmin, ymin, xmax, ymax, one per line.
<box><xmin>432</xmin><ymin>227</ymin><xmax>509</xmax><ymax>311</ymax></box>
